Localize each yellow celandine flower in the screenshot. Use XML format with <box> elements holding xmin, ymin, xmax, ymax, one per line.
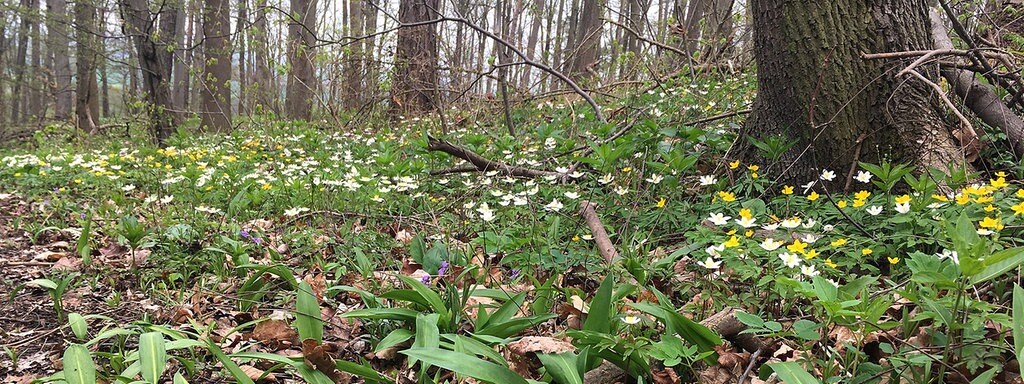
<box><xmin>572</xmin><ymin>235</ymin><xmax>580</xmax><ymax>242</ymax></box>
<box><xmin>745</xmin><ymin>230</ymin><xmax>754</xmax><ymax>237</ymax></box>
<box><xmin>975</xmin><ymin>196</ymin><xmax>994</xmax><ymax>204</ymax></box>
<box><xmin>727</xmin><ymin>229</ymin><xmax>738</xmax><ymax>235</ymax></box>
<box><xmin>984</xmin><ymin>204</ymin><xmax>997</xmax><ymax>213</ymax></box>
<box><xmin>852</xmin><ymin>199</ymin><xmax>866</xmax><ymax>208</ymax></box>
<box><xmin>622</xmin><ymin>166</ymin><xmax>632</xmax><ymax>172</ymax></box>
<box><xmin>262</xmin><ymin>183</ymin><xmax>272</xmax><ymax>190</ymax></box>
<box><xmin>1017</xmin><ymin>189</ymin><xmax>1024</xmax><ymax>198</ymax></box>
<box><xmin>895</xmin><ymin>195</ymin><xmax>911</xmax><ymax>204</ymax></box>
<box><xmin>751</xmin><ymin>172</ymin><xmax>759</xmax><ymax>179</ymax></box>
<box><xmin>804</xmin><ymin>249</ymin><xmax>818</xmax><ymax>260</ymax></box>
<box><xmin>932</xmin><ymin>194</ymin><xmax>949</xmax><ymax>202</ymax></box>
<box><xmin>855</xmin><ymin>190</ymin><xmax>871</xmax><ymax>200</ymax></box>
<box><xmin>739</xmin><ymin>208</ymin><xmax>753</xmax><ymax>219</ymax></box>
<box><xmin>888</xmin><ymin>257</ymin><xmax>900</xmax><ymax>265</ymax></box>
<box><xmin>979</xmin><ymin>217</ymin><xmax>1004</xmax><ymax>230</ymax></box>
<box><xmin>956</xmin><ymin>194</ymin><xmax>971</xmax><ymax>205</ymax></box>
<box><xmin>14</xmin><ymin>172</ymin><xmax>21</xmax><ymax>177</ymax></box>
<box><xmin>997</xmin><ymin>171</ymin><xmax>1007</xmax><ymax>178</ymax></box>
<box><xmin>862</xmin><ymin>248</ymin><xmax>873</xmax><ymax>256</ymax></box>
<box><xmin>656</xmin><ymin>198</ymin><xmax>667</xmax><ymax>208</ymax></box>
<box><xmin>787</xmin><ymin>239</ymin><xmax>808</xmax><ymax>254</ymax></box>
<box><xmin>748</xmin><ymin>165</ymin><xmax>759</xmax><ymax>172</ymax></box>
<box><xmin>837</xmin><ymin>200</ymin><xmax>848</xmax><ymax>209</ymax></box>
<box><xmin>723</xmin><ymin>236</ymin><xmax>740</xmax><ymax>248</ymax></box>
<box><xmin>1013</xmin><ymin>202</ymin><xmax>1024</xmax><ymax>216</ymax></box>
<box><xmin>825</xmin><ymin>258</ymin><xmax>838</xmax><ymax>268</ymax></box>
<box><xmin>718</xmin><ymin>191</ymin><xmax>736</xmax><ymax>202</ymax></box>
<box><xmin>831</xmin><ymin>238</ymin><xmax>848</xmax><ymax>247</ymax></box>
<box><xmin>991</xmin><ymin>177</ymin><xmax>1008</xmax><ymax>189</ymax></box>
<box><xmin>807</xmin><ymin>191</ymin><xmax>820</xmax><ymax>201</ymax></box>
<box><xmin>729</xmin><ymin>160</ymin><xmax>741</xmax><ymax>169</ymax></box>
<box><xmin>782</xmin><ymin>185</ymin><xmax>794</xmax><ymax>195</ymax></box>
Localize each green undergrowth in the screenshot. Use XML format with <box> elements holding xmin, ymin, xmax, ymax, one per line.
<box><xmin>4</xmin><ymin>75</ymin><xmax>1024</xmax><ymax>383</ymax></box>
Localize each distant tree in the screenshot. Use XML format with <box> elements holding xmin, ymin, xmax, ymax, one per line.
<box><xmin>342</xmin><ymin>0</ymin><xmax>364</xmax><ymax>110</ymax></box>
<box><xmin>120</xmin><ymin>0</ymin><xmax>179</xmax><ymax>145</ymax></box>
<box><xmin>567</xmin><ymin>0</ymin><xmax>600</xmax><ymax>81</ymax></box>
<box><xmin>47</xmin><ymin>0</ymin><xmax>73</xmax><ymax>120</ymax></box>
<box><xmin>11</xmin><ymin>0</ymin><xmax>34</xmax><ymax>124</ymax></box>
<box><xmin>742</xmin><ymin>0</ymin><xmax>966</xmax><ymax>184</ymax></box>
<box><xmin>250</xmin><ymin>0</ymin><xmax>277</xmax><ymax>114</ymax></box>
<box><xmin>286</xmin><ymin>0</ymin><xmax>317</xmax><ymax>120</ymax></box>
<box><xmin>171</xmin><ymin>0</ymin><xmax>190</xmax><ymax>113</ymax></box>
<box><xmin>390</xmin><ymin>0</ymin><xmax>440</xmax><ymax>116</ymax></box>
<box><xmin>75</xmin><ymin>0</ymin><xmax>101</xmax><ymax>132</ymax></box>
<box><xmin>201</xmin><ymin>0</ymin><xmax>232</xmax><ymax>131</ymax></box>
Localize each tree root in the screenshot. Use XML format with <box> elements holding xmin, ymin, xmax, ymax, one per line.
<box><xmin>426</xmin><ymin>136</ymin><xmax>567</xmax><ymax>180</ymax></box>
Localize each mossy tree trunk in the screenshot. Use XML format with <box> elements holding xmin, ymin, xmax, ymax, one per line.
<box><xmin>742</xmin><ymin>0</ymin><xmax>967</xmax><ymax>187</ymax></box>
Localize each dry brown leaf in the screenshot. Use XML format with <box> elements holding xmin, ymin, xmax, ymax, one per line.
<box><xmin>302</xmin><ymin>339</ymin><xmax>350</xmax><ymax>383</ymax></box>
<box><xmin>52</xmin><ymin>256</ymin><xmax>82</xmax><ymax>272</ymax></box>
<box><xmin>252</xmin><ymin>319</ymin><xmax>297</xmax><ymax>350</ymax></box>
<box><xmin>33</xmin><ymin>251</ymin><xmax>64</xmax><ymax>262</ymax></box>
<box><xmin>697</xmin><ymin>366</ymin><xmax>735</xmax><ymax>384</ymax></box>
<box><xmin>239</xmin><ymin>364</ymin><xmax>278</xmax><ymax>383</ymax></box>
<box><xmin>715</xmin><ymin>344</ymin><xmax>750</xmax><ymax>370</ymax></box>
<box><xmin>652</xmin><ymin>367</ymin><xmax>681</xmax><ymax>384</ymax></box>
<box><xmin>830</xmin><ymin>326</ymin><xmax>859</xmax><ymax>349</ymax></box>
<box><xmin>507</xmin><ymin>336</ymin><xmax>575</xmax><ymax>355</ymax></box>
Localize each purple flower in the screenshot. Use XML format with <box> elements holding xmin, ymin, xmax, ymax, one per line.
<box><xmin>252</xmin><ymin>237</ymin><xmax>263</xmax><ymax>245</ymax></box>
<box><xmin>421</xmin><ymin>274</ymin><xmax>431</xmax><ymax>284</ymax></box>
<box><xmin>79</xmin><ymin>213</ymin><xmax>87</xmax><ymax>220</ymax></box>
<box><xmin>239</xmin><ymin>229</ymin><xmax>251</xmax><ymax>239</ymax></box>
<box><xmin>510</xmin><ymin>269</ymin><xmax>521</xmax><ymax>279</ymax></box>
<box><xmin>438</xmin><ymin>261</ymin><xmax>450</xmax><ymax>276</ymax></box>
<box><xmin>53</xmin><ymin>187</ymin><xmax>59</xmax><ymax>193</ymax></box>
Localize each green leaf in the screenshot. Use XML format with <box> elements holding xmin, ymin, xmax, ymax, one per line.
<box><xmin>970</xmin><ymin>367</ymin><xmax>999</xmax><ymax>384</ymax></box>
<box><xmin>62</xmin><ymin>344</ymin><xmax>96</xmax><ymax>384</ymax></box>
<box><xmin>375</xmin><ymin>328</ymin><xmax>414</xmax><ymax>354</ymax></box>
<box><xmin>768</xmin><ymin>361</ymin><xmax>821</xmax><ymax>384</ymax></box>
<box><xmin>27</xmin><ymin>278</ymin><xmax>58</xmax><ymax>290</ymax></box>
<box><xmin>401</xmin><ymin>348</ymin><xmax>529</xmax><ymax>384</ymax></box>
<box><xmin>971</xmin><ymin>247</ymin><xmax>1024</xmax><ymax>285</ymax></box>
<box><xmin>410</xmin><ymin>313</ymin><xmax>440</xmax><ymax>367</ymax></box>
<box><xmin>583</xmin><ymin>275</ymin><xmax>614</xmax><ymax>334</ymax></box>
<box><xmin>139</xmin><ymin>332</ymin><xmax>168</xmax><ymax>384</ymax></box>
<box><xmin>68</xmin><ymin>313</ymin><xmax>88</xmax><ymax>340</ymax></box>
<box><xmin>340</xmin><ymin>308</ymin><xmax>419</xmax><ymax>321</ymax></box>
<box><xmin>1014</xmin><ymin>284</ymin><xmax>1024</xmax><ymax>376</ymax></box>
<box><xmin>396</xmin><ymin>275</ymin><xmax>449</xmax><ymax>328</ymax></box>
<box><xmin>452</xmin><ymin>335</ymin><xmax>506</xmax><ymax>365</ymax></box>
<box><xmin>173</xmin><ymin>372</ymin><xmax>189</xmax><ymax>384</ymax></box>
<box><xmin>537</xmin><ymin>353</ymin><xmax>583</xmax><ymax>384</ymax></box>
<box><xmin>295</xmin><ymin>281</ymin><xmax>323</xmax><ymax>342</ymax></box>
<box><xmin>205</xmin><ymin>339</ymin><xmax>255</xmax><ymax>384</ymax></box>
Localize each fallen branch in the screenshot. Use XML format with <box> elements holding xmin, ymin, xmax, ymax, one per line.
<box><xmin>700</xmin><ymin>307</ymin><xmax>770</xmax><ymax>353</ymax></box>
<box><xmin>579</xmin><ymin>200</ymin><xmax>619</xmax><ymax>264</ymax></box>
<box><xmin>426</xmin><ymin>136</ymin><xmax>566</xmax><ymax>180</ymax></box>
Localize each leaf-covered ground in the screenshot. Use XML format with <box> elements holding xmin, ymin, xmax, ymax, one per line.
<box><xmin>2</xmin><ymin>76</ymin><xmax>1024</xmax><ymax>384</ymax></box>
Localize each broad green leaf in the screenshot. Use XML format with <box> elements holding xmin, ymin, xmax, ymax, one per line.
<box><xmin>68</xmin><ymin>313</ymin><xmax>88</xmax><ymax>340</ymax></box>
<box><xmin>295</xmin><ymin>281</ymin><xmax>323</xmax><ymax>342</ymax></box>
<box><xmin>970</xmin><ymin>247</ymin><xmax>1024</xmax><ymax>285</ymax></box>
<box><xmin>396</xmin><ymin>275</ymin><xmax>449</xmax><ymax>327</ymax></box>
<box><xmin>62</xmin><ymin>344</ymin><xmax>96</xmax><ymax>384</ymax></box>
<box><xmin>970</xmin><ymin>367</ymin><xmax>999</xmax><ymax>384</ymax></box>
<box><xmin>410</xmin><ymin>313</ymin><xmax>440</xmax><ymax>367</ymax></box>
<box><xmin>27</xmin><ymin>278</ymin><xmax>58</xmax><ymax>290</ymax></box>
<box><xmin>401</xmin><ymin>348</ymin><xmax>529</xmax><ymax>384</ymax></box>
<box><xmin>173</xmin><ymin>372</ymin><xmax>189</xmax><ymax>384</ymax></box>
<box><xmin>583</xmin><ymin>275</ymin><xmax>614</xmax><ymax>334</ymax></box>
<box><xmin>139</xmin><ymin>332</ymin><xmax>167</xmax><ymax>384</ymax></box>
<box><xmin>340</xmin><ymin>308</ymin><xmax>419</xmax><ymax>321</ymax></box>
<box><xmin>452</xmin><ymin>334</ymin><xmax>506</xmax><ymax>365</ymax></box>
<box><xmin>768</xmin><ymin>361</ymin><xmax>821</xmax><ymax>384</ymax></box>
<box><xmin>537</xmin><ymin>353</ymin><xmax>583</xmax><ymax>384</ymax></box>
<box><xmin>206</xmin><ymin>340</ymin><xmax>255</xmax><ymax>384</ymax></box>
<box><xmin>1014</xmin><ymin>284</ymin><xmax>1024</xmax><ymax>375</ymax></box>
<box><xmin>375</xmin><ymin>328</ymin><xmax>414</xmax><ymax>353</ymax></box>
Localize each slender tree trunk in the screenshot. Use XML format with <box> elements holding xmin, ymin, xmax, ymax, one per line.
<box><xmin>286</xmin><ymin>0</ymin><xmax>317</xmax><ymax>120</ymax></box>
<box><xmin>389</xmin><ymin>0</ymin><xmax>440</xmax><ymax>116</ymax></box>
<box><xmin>0</xmin><ymin>17</ymin><xmax>8</xmax><ymax>128</ymax></box>
<box><xmin>237</xmin><ymin>0</ymin><xmax>248</xmax><ymax>115</ymax></box>
<box><xmin>201</xmin><ymin>0</ymin><xmax>232</xmax><ymax>131</ymax></box>
<box><xmin>120</xmin><ymin>0</ymin><xmax>179</xmax><ymax>145</ymax></box>
<box><xmin>569</xmin><ymin>0</ymin><xmax>601</xmax><ymax>81</ymax></box>
<box><xmin>75</xmin><ymin>0</ymin><xmax>100</xmax><ymax>132</ymax></box>
<box><xmin>743</xmin><ymin>0</ymin><xmax>966</xmax><ymax>185</ymax></box>
<box><xmin>29</xmin><ymin>3</ymin><xmax>45</xmax><ymax>120</ymax></box>
<box><xmin>47</xmin><ymin>0</ymin><xmax>73</xmax><ymax>120</ymax></box>
<box><xmin>362</xmin><ymin>0</ymin><xmax>379</xmax><ymax>100</ymax></box>
<box><xmin>172</xmin><ymin>0</ymin><xmax>189</xmax><ymax>113</ymax></box>
<box><xmin>11</xmin><ymin>0</ymin><xmax>33</xmax><ymax>124</ymax></box>
<box><xmin>521</xmin><ymin>0</ymin><xmax>543</xmax><ymax>90</ymax></box>
<box><xmin>251</xmin><ymin>0</ymin><xmax>276</xmax><ymax>114</ymax></box>
<box><xmin>342</xmin><ymin>0</ymin><xmax>363</xmax><ymax>109</ymax></box>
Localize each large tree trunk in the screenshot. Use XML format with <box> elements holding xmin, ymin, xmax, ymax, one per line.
<box><xmin>120</xmin><ymin>0</ymin><xmax>179</xmax><ymax>145</ymax></box>
<box><xmin>75</xmin><ymin>0</ymin><xmax>101</xmax><ymax>132</ymax></box>
<box><xmin>236</xmin><ymin>0</ymin><xmax>248</xmax><ymax>115</ymax></box>
<box><xmin>47</xmin><ymin>0</ymin><xmax>73</xmax><ymax>120</ymax></box>
<box><xmin>389</xmin><ymin>0</ymin><xmax>440</xmax><ymax>117</ymax></box>
<box><xmin>172</xmin><ymin>0</ymin><xmax>190</xmax><ymax>114</ymax></box>
<box><xmin>342</xmin><ymin>0</ymin><xmax>364</xmax><ymax>110</ymax></box>
<box><xmin>567</xmin><ymin>0</ymin><xmax>601</xmax><ymax>82</ymax></box>
<box><xmin>201</xmin><ymin>0</ymin><xmax>232</xmax><ymax>131</ymax></box>
<box><xmin>286</xmin><ymin>0</ymin><xmax>317</xmax><ymax>120</ymax></box>
<box><xmin>743</xmin><ymin>0</ymin><xmax>966</xmax><ymax>186</ymax></box>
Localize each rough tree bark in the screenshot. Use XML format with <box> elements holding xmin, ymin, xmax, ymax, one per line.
<box><xmin>286</xmin><ymin>0</ymin><xmax>317</xmax><ymax>120</ymax></box>
<box><xmin>742</xmin><ymin>0</ymin><xmax>967</xmax><ymax>185</ymax></box>
<box><xmin>120</xmin><ymin>0</ymin><xmax>179</xmax><ymax>145</ymax></box>
<box><xmin>47</xmin><ymin>0</ymin><xmax>73</xmax><ymax>120</ymax></box>
<box><xmin>11</xmin><ymin>0</ymin><xmax>33</xmax><ymax>124</ymax></box>
<box><xmin>342</xmin><ymin>0</ymin><xmax>364</xmax><ymax>110</ymax></box>
<box><xmin>251</xmin><ymin>0</ymin><xmax>277</xmax><ymax>114</ymax></box>
<box><xmin>201</xmin><ymin>0</ymin><xmax>232</xmax><ymax>131</ymax></box>
<box><xmin>389</xmin><ymin>0</ymin><xmax>440</xmax><ymax>117</ymax></box>
<box><xmin>172</xmin><ymin>0</ymin><xmax>189</xmax><ymax>113</ymax></box>
<box><xmin>75</xmin><ymin>0</ymin><xmax>101</xmax><ymax>132</ymax></box>
<box><xmin>567</xmin><ymin>0</ymin><xmax>601</xmax><ymax>82</ymax></box>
